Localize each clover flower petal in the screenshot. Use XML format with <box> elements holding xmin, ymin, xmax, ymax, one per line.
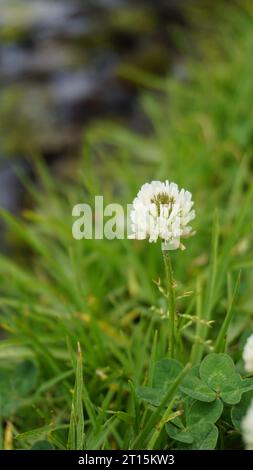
<box><xmin>128</xmin><ymin>180</ymin><xmax>195</xmax><ymax>250</ymax></box>
<box><xmin>243</xmin><ymin>333</ymin><xmax>253</xmax><ymax>373</ymax></box>
<box><xmin>242</xmin><ymin>399</ymin><xmax>253</xmax><ymax>450</ymax></box>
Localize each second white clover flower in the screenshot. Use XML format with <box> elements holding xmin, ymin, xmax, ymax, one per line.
<box><xmin>242</xmin><ymin>399</ymin><xmax>253</xmax><ymax>450</ymax></box>
<box><xmin>243</xmin><ymin>333</ymin><xmax>253</xmax><ymax>373</ymax></box>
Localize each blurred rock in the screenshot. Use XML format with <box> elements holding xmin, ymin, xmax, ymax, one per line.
<box><xmin>0</xmin><ymin>0</ymin><xmax>189</xmax><ymax>214</ymax></box>
<box><xmin>1</xmin><ymin>42</ymin><xmax>79</xmax><ymax>80</ymax></box>
<box><xmin>0</xmin><ymin>159</ymin><xmax>29</xmax><ymax>213</ymax></box>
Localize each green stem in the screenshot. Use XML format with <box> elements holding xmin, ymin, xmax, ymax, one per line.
<box><xmin>147</xmin><ymin>397</ymin><xmax>176</xmax><ymax>450</ymax></box>
<box><xmin>162</xmin><ymin>250</ymin><xmax>176</xmax><ymax>358</ymax></box>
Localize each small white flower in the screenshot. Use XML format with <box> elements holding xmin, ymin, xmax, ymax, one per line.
<box><xmin>242</xmin><ymin>399</ymin><xmax>253</xmax><ymax>450</ymax></box>
<box><xmin>243</xmin><ymin>334</ymin><xmax>253</xmax><ymax>373</ymax></box>
<box><xmin>128</xmin><ymin>180</ymin><xmax>195</xmax><ymax>250</ymax></box>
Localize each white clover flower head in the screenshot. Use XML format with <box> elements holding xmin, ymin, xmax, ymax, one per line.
<box><xmin>243</xmin><ymin>333</ymin><xmax>253</xmax><ymax>373</ymax></box>
<box><xmin>128</xmin><ymin>180</ymin><xmax>195</xmax><ymax>250</ymax></box>
<box><xmin>242</xmin><ymin>399</ymin><xmax>253</xmax><ymax>450</ymax></box>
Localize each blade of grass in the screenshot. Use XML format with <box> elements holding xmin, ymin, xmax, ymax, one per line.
<box><xmin>147</xmin><ymin>396</ymin><xmax>177</xmax><ymax>450</ymax></box>
<box><xmin>129</xmin><ymin>380</ymin><xmax>141</xmax><ymax>434</ymax></box>
<box><xmin>192</xmin><ymin>211</ymin><xmax>219</xmax><ymax>363</ymax></box>
<box><xmin>67</xmin><ymin>342</ymin><xmax>85</xmax><ymax>450</ymax></box>
<box><xmin>16</xmin><ymin>424</ymin><xmax>69</xmax><ymax>441</ymax></box>
<box><xmin>214</xmin><ymin>271</ymin><xmax>241</xmax><ymax>353</ymax></box>
<box><xmin>190</xmin><ymin>277</ymin><xmax>203</xmax><ymax>365</ymax></box>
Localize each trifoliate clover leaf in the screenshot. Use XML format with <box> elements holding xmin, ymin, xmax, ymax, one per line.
<box><xmin>199</xmin><ymin>353</ymin><xmax>253</xmax><ymax>405</ymax></box>
<box><xmin>180</xmin><ymin>353</ymin><xmax>253</xmax><ymax>406</ymax></box>
<box><xmin>185</xmin><ymin>398</ymin><xmax>223</xmax><ymax>426</ymax></box>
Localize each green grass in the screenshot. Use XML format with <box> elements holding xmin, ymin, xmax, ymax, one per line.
<box><xmin>1</xmin><ymin>0</ymin><xmax>253</xmax><ymax>450</ymax></box>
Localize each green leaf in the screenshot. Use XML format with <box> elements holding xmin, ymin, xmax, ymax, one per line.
<box><xmin>137</xmin><ymin>386</ymin><xmax>165</xmax><ymax>406</ymax></box>
<box><xmin>137</xmin><ymin>359</ymin><xmax>183</xmax><ymax>406</ymax></box>
<box><xmin>183</xmin><ymin>422</ymin><xmax>218</xmax><ymax>450</ymax></box>
<box><xmin>16</xmin><ymin>424</ymin><xmax>69</xmax><ymax>441</ymax></box>
<box><xmin>1</xmin><ymin>398</ymin><xmax>32</xmax><ymax>418</ymax></box>
<box><xmin>152</xmin><ymin>359</ymin><xmax>183</xmax><ymax>389</ymax></box>
<box><xmin>231</xmin><ymin>390</ymin><xmax>253</xmax><ymax>431</ymax></box>
<box><xmin>114</xmin><ymin>411</ymin><xmax>134</xmax><ymax>425</ymax></box>
<box><xmin>220</xmin><ymin>376</ymin><xmax>244</xmax><ymax>405</ymax></box>
<box><xmin>186</xmin><ymin>398</ymin><xmax>223</xmax><ymax>426</ymax></box>
<box><xmin>12</xmin><ymin>360</ymin><xmax>38</xmax><ymax>395</ymax></box>
<box><xmin>31</xmin><ymin>440</ymin><xmax>54</xmax><ymax>450</ymax></box>
<box><xmin>199</xmin><ymin>353</ymin><xmax>253</xmax><ymax>405</ymax></box>
<box><xmin>179</xmin><ymin>369</ymin><xmax>216</xmax><ymax>403</ymax></box>
<box><xmin>166</xmin><ymin>423</ymin><xmax>193</xmax><ymax>444</ymax></box>
<box><xmin>237</xmin><ymin>377</ymin><xmax>253</xmax><ymax>394</ymax></box>
<box><xmin>0</xmin><ymin>361</ymin><xmax>38</xmax><ymax>418</ymax></box>
<box><xmin>132</xmin><ymin>363</ymin><xmax>191</xmax><ymax>449</ymax></box>
<box><xmin>167</xmin><ymin>414</ymin><xmax>219</xmax><ymax>449</ymax></box>
<box><xmin>167</xmin><ymin>395</ymin><xmax>222</xmax><ymax>447</ymax></box>
<box><xmin>199</xmin><ymin>353</ymin><xmax>235</xmax><ymax>390</ymax></box>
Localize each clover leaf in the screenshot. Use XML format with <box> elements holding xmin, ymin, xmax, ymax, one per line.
<box><xmin>137</xmin><ymin>386</ymin><xmax>165</xmax><ymax>406</ymax></box>
<box><xmin>199</xmin><ymin>353</ymin><xmax>235</xmax><ymax>389</ymax></box>
<box><xmin>180</xmin><ymin>353</ymin><xmax>253</xmax><ymax>405</ymax></box>
<box><xmin>166</xmin><ymin>422</ymin><xmax>193</xmax><ymax>444</ymax></box>
<box><xmin>179</xmin><ymin>367</ymin><xmax>216</xmax><ymax>403</ymax></box>
<box><xmin>137</xmin><ymin>358</ymin><xmax>183</xmax><ymax>406</ymax></box>
<box><xmin>185</xmin><ymin>398</ymin><xmax>223</xmax><ymax>426</ymax></box>
<box><xmin>180</xmin><ymin>422</ymin><xmax>218</xmax><ymax>450</ymax></box>
<box><xmin>0</xmin><ymin>360</ymin><xmax>38</xmax><ymax>417</ymax></box>
<box><xmin>153</xmin><ymin>359</ymin><xmax>183</xmax><ymax>389</ymax></box>
<box><xmin>166</xmin><ymin>397</ymin><xmax>222</xmax><ymax>449</ymax></box>
<box><xmin>31</xmin><ymin>441</ymin><xmax>54</xmax><ymax>450</ymax></box>
<box><xmin>167</xmin><ymin>420</ymin><xmax>218</xmax><ymax>450</ymax></box>
<box><xmin>200</xmin><ymin>353</ymin><xmax>253</xmax><ymax>405</ymax></box>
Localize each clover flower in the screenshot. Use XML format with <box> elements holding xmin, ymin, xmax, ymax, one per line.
<box><xmin>128</xmin><ymin>180</ymin><xmax>195</xmax><ymax>250</ymax></box>
<box><xmin>243</xmin><ymin>333</ymin><xmax>253</xmax><ymax>373</ymax></box>
<box><xmin>242</xmin><ymin>399</ymin><xmax>253</xmax><ymax>450</ymax></box>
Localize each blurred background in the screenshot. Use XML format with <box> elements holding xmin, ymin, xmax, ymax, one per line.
<box><xmin>0</xmin><ymin>0</ymin><xmax>196</xmax><ymax>216</ymax></box>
